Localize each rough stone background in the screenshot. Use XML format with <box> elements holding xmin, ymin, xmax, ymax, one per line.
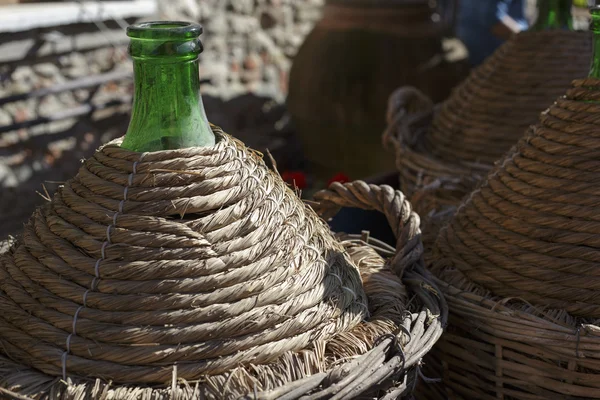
<box><xmin>159</xmin><ymin>0</ymin><xmax>324</xmax><ymax>102</ymax></box>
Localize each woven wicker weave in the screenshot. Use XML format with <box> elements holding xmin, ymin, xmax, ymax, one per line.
<box><xmin>426</xmin><ymin>78</ymin><xmax>600</xmax><ymax>399</ymax></box>
<box><xmin>0</xmin><ymin>126</ymin><xmax>445</xmax><ymax>399</ymax></box>
<box><xmin>383</xmin><ymin>30</ymin><xmax>592</xmax><ymax>237</ymax></box>
<box><xmin>426</xmin><ymin>268</ymin><xmax>600</xmax><ymax>400</ymax></box>
<box><xmin>437</xmin><ymin>78</ymin><xmax>600</xmax><ymax>318</ymax></box>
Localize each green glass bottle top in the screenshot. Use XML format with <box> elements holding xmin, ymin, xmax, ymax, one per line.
<box><xmin>590</xmin><ymin>6</ymin><xmax>600</xmax><ymax>79</ymax></box>
<box><xmin>531</xmin><ymin>0</ymin><xmax>574</xmax><ymax>31</ymax></box>
<box><xmin>120</xmin><ymin>21</ymin><xmax>215</xmax><ymax>153</ymax></box>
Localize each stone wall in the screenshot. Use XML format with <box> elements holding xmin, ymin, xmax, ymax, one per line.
<box><xmin>159</xmin><ymin>0</ymin><xmax>325</xmax><ymax>103</ymax></box>
<box><xmin>0</xmin><ymin>23</ymin><xmax>134</xmax><ymax>237</ymax></box>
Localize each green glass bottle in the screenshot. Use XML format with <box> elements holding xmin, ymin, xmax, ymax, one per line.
<box><xmin>121</xmin><ymin>21</ymin><xmax>215</xmax><ymax>152</ymax></box>
<box><xmin>590</xmin><ymin>6</ymin><xmax>600</xmax><ymax>78</ymax></box>
<box><xmin>531</xmin><ymin>0</ymin><xmax>574</xmax><ymax>31</ymax></box>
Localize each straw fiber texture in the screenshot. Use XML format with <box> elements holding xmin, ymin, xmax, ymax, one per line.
<box><xmin>0</xmin><ymin>126</ymin><xmax>445</xmax><ymax>399</ymax></box>
<box><xmin>426</xmin><ymin>78</ymin><xmax>600</xmax><ymax>399</ymax></box>
<box><xmin>437</xmin><ymin>78</ymin><xmax>600</xmax><ymax>318</ymax></box>
<box><xmin>383</xmin><ymin>30</ymin><xmax>592</xmax><ymax>238</ymax></box>
<box><xmin>424</xmin><ymin>270</ymin><xmax>600</xmax><ymax>400</ymax></box>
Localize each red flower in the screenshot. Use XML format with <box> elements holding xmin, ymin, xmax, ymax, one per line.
<box><xmin>327</xmin><ymin>172</ymin><xmax>350</xmax><ymax>186</ymax></box>
<box><xmin>281</xmin><ymin>171</ymin><xmax>307</xmax><ymax>189</ymax></box>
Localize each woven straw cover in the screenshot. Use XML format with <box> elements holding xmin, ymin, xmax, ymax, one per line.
<box><xmin>426</xmin><ymin>78</ymin><xmax>600</xmax><ymax>399</ymax></box>
<box><xmin>383</xmin><ymin>30</ymin><xmax>592</xmax><ymax>234</ymax></box>
<box><xmin>0</xmin><ymin>126</ymin><xmax>445</xmax><ymax>399</ymax></box>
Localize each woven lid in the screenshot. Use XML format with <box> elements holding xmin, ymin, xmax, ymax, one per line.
<box><xmin>426</xmin><ymin>30</ymin><xmax>591</xmax><ymax>166</ymax></box>
<box><xmin>0</xmin><ymin>126</ymin><xmax>379</xmax><ymax>386</ymax></box>
<box><xmin>434</xmin><ymin>78</ymin><xmax>600</xmax><ymax>318</ymax></box>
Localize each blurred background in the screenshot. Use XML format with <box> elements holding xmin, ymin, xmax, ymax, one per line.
<box><xmin>0</xmin><ymin>0</ymin><xmax>592</xmax><ymax>238</ymax></box>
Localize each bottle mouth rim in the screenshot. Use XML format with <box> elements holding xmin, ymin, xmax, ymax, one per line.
<box><xmin>127</xmin><ymin>21</ymin><xmax>203</xmax><ymax>40</ymax></box>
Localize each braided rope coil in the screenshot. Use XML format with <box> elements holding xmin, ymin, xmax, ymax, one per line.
<box><xmin>0</xmin><ymin>127</ymin><xmax>446</xmax><ymax>399</ymax></box>
<box><xmin>312</xmin><ymin>181</ymin><xmax>423</xmax><ymax>279</ymax></box>
<box><xmin>383</xmin><ymin>30</ymin><xmax>592</xmax><ymax>234</ymax></box>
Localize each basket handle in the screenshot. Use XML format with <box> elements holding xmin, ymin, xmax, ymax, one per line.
<box><xmin>311</xmin><ymin>181</ymin><xmax>424</xmax><ymax>278</ymax></box>
<box><xmin>382</xmin><ymin>86</ymin><xmax>435</xmax><ymax>154</ymax></box>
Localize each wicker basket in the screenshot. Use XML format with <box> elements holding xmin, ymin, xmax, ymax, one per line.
<box><xmin>383</xmin><ymin>30</ymin><xmax>592</xmax><ymax>239</ymax></box>
<box><xmin>425</xmin><ymin>271</ymin><xmax>600</xmax><ymax>400</ymax></box>
<box><xmin>0</xmin><ymin>126</ymin><xmax>445</xmax><ymax>400</ymax></box>
<box><xmin>425</xmin><ymin>78</ymin><xmax>600</xmax><ymax>399</ymax></box>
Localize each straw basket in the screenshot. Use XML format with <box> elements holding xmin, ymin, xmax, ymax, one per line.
<box><xmin>0</xmin><ymin>125</ymin><xmax>445</xmax><ymax>400</ymax></box>
<box><xmin>424</xmin><ymin>78</ymin><xmax>600</xmax><ymax>399</ymax></box>
<box><xmin>383</xmin><ymin>30</ymin><xmax>592</xmax><ymax>238</ymax></box>
<box><xmin>424</xmin><ymin>269</ymin><xmax>600</xmax><ymax>400</ymax></box>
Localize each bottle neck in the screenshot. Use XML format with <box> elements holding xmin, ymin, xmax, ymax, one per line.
<box><xmin>123</xmin><ymin>57</ymin><xmax>213</xmax><ymax>152</ymax></box>
<box><xmin>590</xmin><ymin>8</ymin><xmax>600</xmax><ymax>78</ymax></box>
<box><xmin>531</xmin><ymin>0</ymin><xmax>573</xmax><ymax>31</ymax></box>
<box><xmin>120</xmin><ymin>22</ymin><xmax>215</xmax><ymax>153</ymax></box>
